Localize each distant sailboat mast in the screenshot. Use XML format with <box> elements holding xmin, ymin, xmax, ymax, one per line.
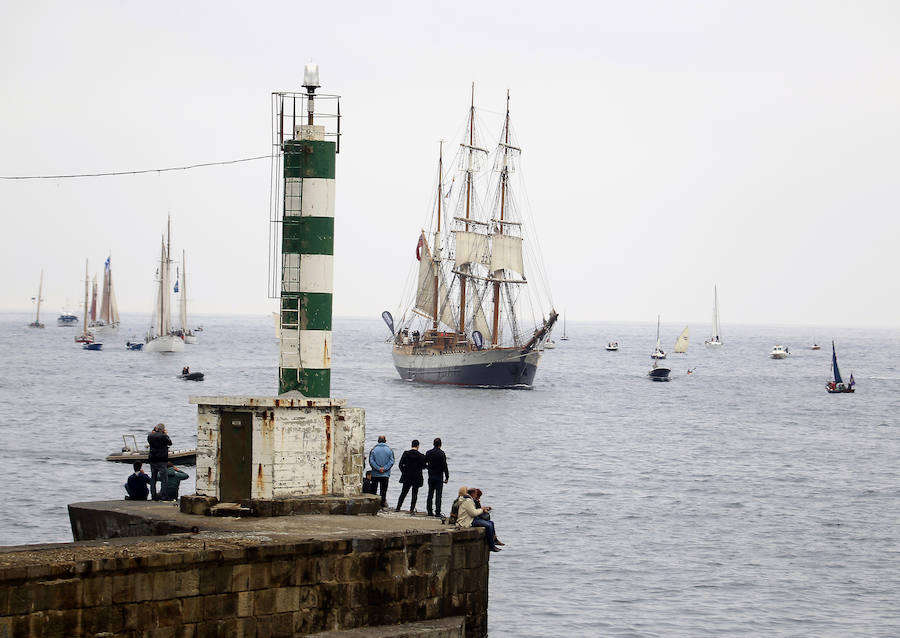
<box><xmin>433</xmin><ymin>143</ymin><xmax>443</xmax><ymax>332</ymax></box>
<box><xmin>458</xmin><ymin>83</ymin><xmax>475</xmax><ymax>335</ymax></box>
<box><xmin>491</xmin><ymin>91</ymin><xmax>511</xmax><ymax>346</ymax></box>
<box><xmin>180</xmin><ymin>250</ymin><xmax>188</xmax><ymax>335</ymax></box>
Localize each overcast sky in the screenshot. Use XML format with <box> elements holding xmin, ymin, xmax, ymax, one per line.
<box><xmin>2</xmin><ymin>1</ymin><xmax>898</xmax><ymax>328</ymax></box>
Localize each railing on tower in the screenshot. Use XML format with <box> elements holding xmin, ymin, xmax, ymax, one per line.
<box><xmin>268</xmin><ymin>90</ymin><xmax>341</xmax><ymax>299</ymax></box>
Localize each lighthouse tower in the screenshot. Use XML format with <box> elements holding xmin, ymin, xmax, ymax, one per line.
<box><xmin>277</xmin><ymin>63</ymin><xmax>337</xmax><ymax>397</ymax></box>
<box><xmin>188</xmin><ymin>66</ymin><xmax>366</xmax><ymax>507</ymax></box>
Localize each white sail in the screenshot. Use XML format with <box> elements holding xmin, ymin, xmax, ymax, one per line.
<box><xmin>674</xmin><ymin>326</ymin><xmax>689</xmax><ymax>353</ymax></box>
<box><xmin>706</xmin><ymin>285</ymin><xmax>722</xmax><ymax>344</ymax></box>
<box><xmin>471</xmin><ymin>293</ymin><xmax>491</xmax><ymax>339</ymax></box>
<box><xmin>414</xmin><ymin>233</ymin><xmax>455</xmax><ymax>329</ymax></box>
<box><xmin>454</xmin><ymin>230</ymin><xmax>490</xmax><ymax>267</ymax></box>
<box><xmin>108</xmin><ymin>273</ymin><xmax>119</xmax><ymax>325</ymax></box>
<box><xmin>490</xmin><ymin>233</ymin><xmax>524</xmax><ymax>275</ymax></box>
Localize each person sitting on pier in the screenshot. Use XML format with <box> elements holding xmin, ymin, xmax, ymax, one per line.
<box><xmin>124</xmin><ymin>462</ymin><xmax>151</xmax><ymax>501</ymax></box>
<box><xmin>162</xmin><ymin>462</ymin><xmax>189</xmax><ymax>501</ymax></box>
<box><xmin>455</xmin><ymin>486</ymin><xmax>502</xmax><ymax>552</ymax></box>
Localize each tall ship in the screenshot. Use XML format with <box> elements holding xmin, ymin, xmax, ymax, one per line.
<box><xmin>145</xmin><ymin>217</ymin><xmax>184</xmax><ymax>353</ymax></box>
<box><xmin>389</xmin><ymin>88</ymin><xmax>557</xmax><ymax>387</ymax></box>
<box><xmin>89</xmin><ymin>256</ymin><xmax>120</xmax><ymax>333</ymax></box>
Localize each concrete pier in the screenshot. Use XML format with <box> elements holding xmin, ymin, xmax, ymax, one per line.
<box><xmin>0</xmin><ymin>500</ymin><xmax>490</xmax><ymax>637</ymax></box>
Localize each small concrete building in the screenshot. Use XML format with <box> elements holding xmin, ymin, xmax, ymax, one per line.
<box><xmin>190</xmin><ymin>395</ymin><xmax>365</xmax><ymax>503</ymax></box>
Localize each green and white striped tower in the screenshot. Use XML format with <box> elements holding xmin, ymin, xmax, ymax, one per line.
<box><xmin>278</xmin><ymin>64</ymin><xmax>337</xmax><ymax>397</ymax></box>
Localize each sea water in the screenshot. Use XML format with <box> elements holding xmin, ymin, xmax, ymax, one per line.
<box><xmin>0</xmin><ymin>313</ymin><xmax>898</xmax><ymax>637</ymax></box>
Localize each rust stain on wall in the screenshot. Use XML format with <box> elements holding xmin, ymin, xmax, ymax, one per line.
<box><xmin>322</xmin><ymin>414</ymin><xmax>332</xmax><ymax>495</ymax></box>
<box><xmin>261</xmin><ymin>410</ymin><xmax>275</xmax><ymax>439</ymax></box>
<box><xmin>257</xmin><ymin>463</ymin><xmax>266</xmax><ymax>491</ymax></box>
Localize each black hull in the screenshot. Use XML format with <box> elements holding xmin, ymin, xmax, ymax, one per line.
<box><xmin>395</xmin><ymin>359</ymin><xmax>538</xmax><ymax>388</ymax></box>
<box><xmin>648</xmin><ymin>368</ymin><xmax>671</xmax><ymax>381</ymax></box>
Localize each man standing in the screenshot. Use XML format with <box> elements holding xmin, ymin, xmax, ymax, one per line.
<box><xmin>396</xmin><ymin>440</ymin><xmax>427</xmax><ymax>514</ymax></box>
<box><xmin>425</xmin><ymin>437</ymin><xmax>450</xmax><ymax>517</ymax></box>
<box><xmin>368</xmin><ymin>435</ymin><xmax>395</xmax><ymax>508</ymax></box>
<box><xmin>125</xmin><ymin>462</ymin><xmax>152</xmax><ymax>500</ymax></box>
<box><xmin>147</xmin><ymin>423</ymin><xmax>172</xmax><ymax>501</ymax></box>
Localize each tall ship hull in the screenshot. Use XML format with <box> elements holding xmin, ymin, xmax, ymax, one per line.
<box><xmin>393</xmin><ymin>345</ymin><xmax>540</xmax><ymax>387</ymax></box>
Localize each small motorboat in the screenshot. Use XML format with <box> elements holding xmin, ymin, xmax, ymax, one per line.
<box><xmin>126</xmin><ymin>340</ymin><xmax>144</xmax><ymax>351</ymax></box>
<box><xmin>811</xmin><ymin>342</ymin><xmax>821</xmax><ymax>350</ymax></box>
<box><xmin>770</xmin><ymin>344</ymin><xmax>789</xmax><ymax>359</ymax></box>
<box><xmin>83</xmin><ymin>342</ymin><xmax>103</xmax><ymax>351</ymax></box>
<box><xmin>179</xmin><ymin>367</ymin><xmax>204</xmax><ymax>381</ymax></box>
<box><xmin>826</xmin><ymin>341</ymin><xmax>855</xmax><ymax>394</ymax></box>
<box><xmin>648</xmin><ymin>360</ymin><xmax>671</xmax><ymax>381</ymax></box>
<box><xmin>606</xmin><ymin>341</ymin><xmax>619</xmax><ymax>351</ymax></box>
<box><xmin>105</xmin><ymin>434</ymin><xmax>197</xmax><ymax>465</ymax></box>
<box><xmin>543</xmin><ymin>339</ymin><xmax>556</xmax><ymax>350</ymax></box>
<box><xmin>57</xmin><ymin>311</ymin><xmax>78</xmax><ymax>326</ymax></box>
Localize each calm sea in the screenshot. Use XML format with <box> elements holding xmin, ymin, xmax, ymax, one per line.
<box><xmin>1</xmin><ymin>313</ymin><xmax>899</xmax><ymax>637</ymax></box>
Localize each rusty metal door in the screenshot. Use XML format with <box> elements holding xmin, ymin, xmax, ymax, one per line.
<box><xmin>219</xmin><ymin>411</ymin><xmax>252</xmax><ymax>503</ymax></box>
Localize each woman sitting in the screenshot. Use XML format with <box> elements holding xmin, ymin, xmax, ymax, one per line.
<box><xmin>454</xmin><ymin>486</ymin><xmax>502</xmax><ymax>552</ymax></box>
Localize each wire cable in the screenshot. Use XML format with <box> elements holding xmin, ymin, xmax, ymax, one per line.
<box><xmin>0</xmin><ymin>154</ymin><xmax>271</xmax><ymax>180</ymax></box>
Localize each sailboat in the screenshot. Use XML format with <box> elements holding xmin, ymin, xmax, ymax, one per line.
<box><xmin>651</xmin><ymin>315</ymin><xmax>666</xmax><ymax>359</ymax></box>
<box><xmin>174</xmin><ymin>251</ymin><xmax>198</xmax><ymax>344</ymax></box>
<box><xmin>90</xmin><ymin>256</ymin><xmax>120</xmax><ymax>334</ymax></box>
<box><xmin>704</xmin><ymin>285</ymin><xmax>723</xmax><ymax>346</ymax></box>
<box><xmin>826</xmin><ymin>341</ymin><xmax>855</xmax><ymax>393</ymax></box>
<box><xmin>674</xmin><ymin>326</ymin><xmax>689</xmax><ymax>354</ymax></box>
<box><xmin>28</xmin><ymin>270</ymin><xmax>45</xmax><ymax>328</ymax></box>
<box><xmin>145</xmin><ymin>217</ymin><xmax>185</xmax><ymax>353</ymax></box>
<box><xmin>75</xmin><ymin>260</ymin><xmax>99</xmax><ymax>345</ymax></box>
<box><xmin>648</xmin><ymin>317</ymin><xmax>671</xmax><ymax>380</ymax></box>
<box><xmin>389</xmin><ymin>88</ymin><xmax>557</xmax><ymax>388</ymax></box>
<box><xmin>560</xmin><ymin>312</ymin><xmax>569</xmax><ymax>341</ymax></box>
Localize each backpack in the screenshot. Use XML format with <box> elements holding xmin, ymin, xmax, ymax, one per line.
<box><xmin>448</xmin><ymin>496</ymin><xmax>461</xmax><ymax>525</ymax></box>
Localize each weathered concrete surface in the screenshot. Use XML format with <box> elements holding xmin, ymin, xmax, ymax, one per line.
<box><xmin>307</xmin><ymin>616</ymin><xmax>466</xmax><ymax>637</ymax></box>
<box><xmin>190</xmin><ymin>396</ymin><xmax>365</xmax><ymax>500</ymax></box>
<box><xmin>68</xmin><ymin>500</ymin><xmax>444</xmax><ymax>542</ymax></box>
<box><xmin>0</xmin><ymin>501</ymin><xmax>490</xmax><ymax>637</ymax></box>
<box><xmin>179</xmin><ymin>494</ymin><xmax>382</xmax><ymax>518</ymax></box>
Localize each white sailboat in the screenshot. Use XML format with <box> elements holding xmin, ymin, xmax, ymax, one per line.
<box><xmin>704</xmin><ymin>285</ymin><xmax>723</xmax><ymax>346</ymax></box>
<box><xmin>651</xmin><ymin>315</ymin><xmax>666</xmax><ymax>359</ymax></box>
<box><xmin>175</xmin><ymin>250</ymin><xmax>197</xmax><ymax>344</ymax></box>
<box><xmin>28</xmin><ymin>270</ymin><xmax>45</xmax><ymax>328</ymax></box>
<box><xmin>560</xmin><ymin>312</ymin><xmax>569</xmax><ymax>341</ymax></box>
<box><xmin>648</xmin><ymin>316</ymin><xmax>671</xmax><ymax>380</ymax></box>
<box><xmin>674</xmin><ymin>326</ymin><xmax>689</xmax><ymax>354</ymax></box>
<box><xmin>90</xmin><ymin>256</ymin><xmax>120</xmax><ymax>334</ymax></box>
<box><xmin>75</xmin><ymin>260</ymin><xmax>94</xmax><ymax>343</ymax></box>
<box><xmin>145</xmin><ymin>218</ymin><xmax>184</xmax><ymax>353</ymax></box>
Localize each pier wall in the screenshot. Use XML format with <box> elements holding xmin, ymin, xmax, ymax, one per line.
<box><xmin>0</xmin><ymin>529</ymin><xmax>488</xmax><ymax>637</ymax></box>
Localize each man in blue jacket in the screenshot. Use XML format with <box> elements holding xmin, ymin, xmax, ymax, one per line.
<box><xmin>368</xmin><ymin>435</ymin><xmax>395</xmax><ymax>508</ymax></box>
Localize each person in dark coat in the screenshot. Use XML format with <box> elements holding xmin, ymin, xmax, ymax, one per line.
<box><xmin>147</xmin><ymin>423</ymin><xmax>173</xmax><ymax>501</ymax></box>
<box><xmin>162</xmin><ymin>462</ymin><xmax>189</xmax><ymax>500</ymax></box>
<box><xmin>125</xmin><ymin>462</ymin><xmax>152</xmax><ymax>500</ymax></box>
<box><xmin>425</xmin><ymin>437</ymin><xmax>450</xmax><ymax>517</ymax></box>
<box><xmin>395</xmin><ymin>439</ymin><xmax>427</xmax><ymax>514</ymax></box>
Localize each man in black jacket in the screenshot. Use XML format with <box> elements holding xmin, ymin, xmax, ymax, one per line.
<box><xmin>147</xmin><ymin>423</ymin><xmax>172</xmax><ymax>501</ymax></box>
<box><xmin>395</xmin><ymin>440</ymin><xmax>427</xmax><ymax>514</ymax></box>
<box><xmin>425</xmin><ymin>437</ymin><xmax>450</xmax><ymax>517</ymax></box>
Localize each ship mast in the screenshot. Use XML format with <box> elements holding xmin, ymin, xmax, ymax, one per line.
<box><xmin>458</xmin><ymin>83</ymin><xmax>474</xmax><ymax>335</ymax></box>
<box><xmin>433</xmin><ymin>142</ymin><xmax>443</xmax><ymax>331</ymax></box>
<box><xmin>491</xmin><ymin>91</ymin><xmax>511</xmax><ymax>346</ymax></box>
